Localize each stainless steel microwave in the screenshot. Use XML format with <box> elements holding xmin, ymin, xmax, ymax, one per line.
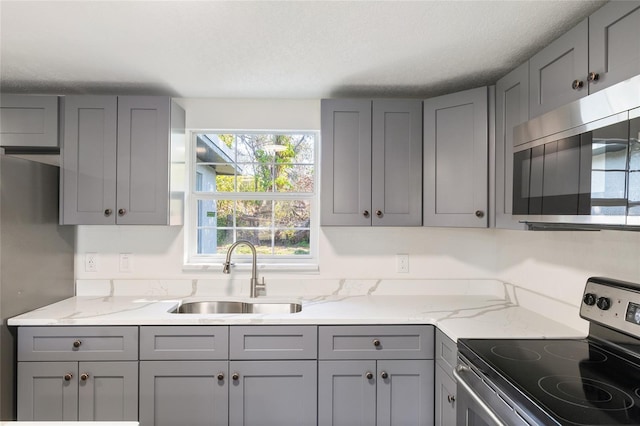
<box><xmin>512</xmin><ymin>74</ymin><xmax>640</xmax><ymax>228</ymax></box>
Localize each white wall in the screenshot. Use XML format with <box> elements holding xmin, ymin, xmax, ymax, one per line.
<box><xmin>75</xmin><ymin>98</ymin><xmax>640</xmax><ymax>323</ymax></box>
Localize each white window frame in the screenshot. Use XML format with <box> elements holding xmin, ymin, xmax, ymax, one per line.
<box><xmin>184</xmin><ymin>130</ymin><xmax>320</xmax><ymax>272</ymax></box>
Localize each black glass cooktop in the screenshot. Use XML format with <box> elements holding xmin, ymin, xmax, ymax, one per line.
<box><xmin>459</xmin><ymin>338</ymin><xmax>640</xmax><ymax>425</ymax></box>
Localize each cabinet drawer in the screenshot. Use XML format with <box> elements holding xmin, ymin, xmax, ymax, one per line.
<box><xmin>229</xmin><ymin>326</ymin><xmax>317</xmax><ymax>360</ymax></box>
<box><xmin>18</xmin><ymin>326</ymin><xmax>138</xmax><ymax>361</ymax></box>
<box><xmin>435</xmin><ymin>329</ymin><xmax>457</xmax><ymax>375</ymax></box>
<box><xmin>319</xmin><ymin>325</ymin><xmax>434</xmax><ymax>360</ymax></box>
<box><xmin>140</xmin><ymin>326</ymin><xmax>229</xmax><ymax>360</ymax></box>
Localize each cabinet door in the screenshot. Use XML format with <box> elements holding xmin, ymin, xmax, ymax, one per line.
<box><xmin>424</xmin><ymin>87</ymin><xmax>488</xmax><ymax>227</ymax></box>
<box><xmin>589</xmin><ymin>1</ymin><xmax>640</xmax><ymax>93</ymax></box>
<box><xmin>495</xmin><ymin>63</ymin><xmax>529</xmax><ymax>230</ymax></box>
<box><xmin>372</xmin><ymin>100</ymin><xmax>423</xmax><ymax>226</ymax></box>
<box><xmin>116</xmin><ymin>96</ymin><xmax>170</xmax><ymax>225</ymax></box>
<box><xmin>318</xmin><ymin>360</ymin><xmax>376</xmax><ymax>426</ymax></box>
<box><xmin>376</xmin><ymin>360</ymin><xmax>434</xmax><ymax>426</ymax></box>
<box><xmin>78</xmin><ymin>361</ymin><xmax>138</xmax><ymax>421</ymax></box>
<box><xmin>139</xmin><ymin>360</ymin><xmax>228</xmax><ymax>426</ymax></box>
<box><xmin>61</xmin><ymin>95</ymin><xmax>117</xmax><ymax>225</ymax></box>
<box><xmin>17</xmin><ymin>362</ymin><xmax>78</xmax><ymax>421</ymax></box>
<box><xmin>321</xmin><ymin>99</ymin><xmax>372</xmax><ymax>226</ymax></box>
<box><xmin>0</xmin><ymin>94</ymin><xmax>58</xmax><ymax>147</ymax></box>
<box><xmin>229</xmin><ymin>360</ymin><xmax>317</xmax><ymax>426</ymax></box>
<box><xmin>435</xmin><ymin>364</ymin><xmax>456</xmax><ymax>426</ymax></box>
<box><xmin>529</xmin><ymin>19</ymin><xmax>588</xmax><ymax>118</ymax></box>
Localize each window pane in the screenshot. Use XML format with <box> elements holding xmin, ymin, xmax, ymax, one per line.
<box><xmin>275</xmin><ymin>200</ymin><xmax>311</xmax><ymax>227</ymax></box>
<box><xmin>236</xmin><ymin>200</ymin><xmax>273</xmax><ymax>227</ymax></box>
<box><xmin>197</xmin><ymin>200</ymin><xmax>233</xmax><ymax>227</ymax></box>
<box><xmin>237</xmin><ymin>163</ymin><xmax>273</xmax><ymax>192</ymax></box>
<box><xmin>195</xmin><ymin>164</ymin><xmax>236</xmax><ymax>192</ymax></box>
<box><xmin>198</xmin><ymin>228</ymin><xmax>233</xmax><ymax>255</ymax></box>
<box><xmin>236</xmin><ymin>229</ymin><xmax>273</xmax><ymax>255</ymax></box>
<box><xmin>288</xmin><ymin>134</ymin><xmax>314</xmax><ymax>164</ymax></box>
<box><xmin>236</xmin><ymin>134</ymin><xmax>276</xmax><ymax>163</ymax></box>
<box><xmin>275</xmin><ymin>165</ymin><xmax>314</xmax><ymax>192</ymax></box>
<box><xmin>274</xmin><ymin>229</ymin><xmax>310</xmax><ymax>255</ymax></box>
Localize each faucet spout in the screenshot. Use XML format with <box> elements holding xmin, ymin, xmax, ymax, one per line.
<box><xmin>222</xmin><ymin>240</ymin><xmax>264</xmax><ymax>298</ymax></box>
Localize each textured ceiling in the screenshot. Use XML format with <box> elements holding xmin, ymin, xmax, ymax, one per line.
<box><xmin>0</xmin><ymin>0</ymin><xmax>607</xmax><ymax>99</ymax></box>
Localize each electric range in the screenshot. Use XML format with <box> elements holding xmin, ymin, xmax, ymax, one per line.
<box><xmin>456</xmin><ymin>277</ymin><xmax>640</xmax><ymax>426</ymax></box>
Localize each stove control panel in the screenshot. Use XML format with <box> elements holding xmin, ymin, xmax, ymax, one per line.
<box><xmin>581</xmin><ymin>277</ymin><xmax>640</xmax><ymax>338</ymax></box>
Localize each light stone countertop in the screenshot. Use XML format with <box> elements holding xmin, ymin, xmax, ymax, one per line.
<box><xmin>7</xmin><ymin>282</ymin><xmax>587</xmax><ymax>342</ymax></box>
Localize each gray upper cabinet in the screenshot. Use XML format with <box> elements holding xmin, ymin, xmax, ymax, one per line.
<box><xmin>588</xmin><ymin>1</ymin><xmax>640</xmax><ymax>94</ymax></box>
<box><xmin>60</xmin><ymin>95</ymin><xmax>185</xmax><ymax>225</ymax></box>
<box><xmin>529</xmin><ymin>19</ymin><xmax>588</xmax><ymax>118</ymax></box>
<box><xmin>495</xmin><ymin>63</ymin><xmax>529</xmax><ymax>230</ymax></box>
<box><xmin>423</xmin><ymin>87</ymin><xmax>489</xmax><ymax>228</ymax></box>
<box><xmin>321</xmin><ymin>99</ymin><xmax>422</xmax><ymax>226</ymax></box>
<box><xmin>0</xmin><ymin>94</ymin><xmax>59</xmax><ymax>148</ymax></box>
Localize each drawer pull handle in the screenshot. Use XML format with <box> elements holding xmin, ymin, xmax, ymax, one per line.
<box><xmin>447</xmin><ymin>394</ymin><xmax>456</xmax><ymax>403</ymax></box>
<box><xmin>372</xmin><ymin>339</ymin><xmax>381</xmax><ymax>347</ymax></box>
<box><xmin>80</xmin><ymin>373</ymin><xmax>90</xmax><ymax>381</ymax></box>
<box><xmin>232</xmin><ymin>372</ymin><xmax>240</xmax><ymax>381</ymax></box>
<box><xmin>365</xmin><ymin>371</ymin><xmax>373</xmax><ymax>380</ymax></box>
<box><xmin>380</xmin><ymin>371</ymin><xmax>389</xmax><ymax>379</ymax></box>
<box><xmin>73</xmin><ymin>340</ymin><xmax>82</xmax><ymax>348</ymax></box>
<box><xmin>217</xmin><ymin>373</ymin><xmax>225</xmax><ymax>381</ymax></box>
<box><xmin>64</xmin><ymin>373</ymin><xmax>73</xmax><ymax>381</ymax></box>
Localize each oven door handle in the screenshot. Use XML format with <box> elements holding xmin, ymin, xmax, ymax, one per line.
<box><xmin>454</xmin><ymin>365</ymin><xmax>507</xmax><ymax>426</ymax></box>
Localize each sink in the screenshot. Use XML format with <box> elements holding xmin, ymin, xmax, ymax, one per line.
<box><xmin>172</xmin><ymin>301</ymin><xmax>302</xmax><ymax>314</ymax></box>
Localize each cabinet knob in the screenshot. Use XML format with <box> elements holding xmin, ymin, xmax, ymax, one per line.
<box><xmin>475</xmin><ymin>210</ymin><xmax>484</xmax><ymax>218</ymax></box>
<box><xmin>118</xmin><ymin>208</ymin><xmax>127</xmax><ymax>216</ymax></box>
<box><xmin>375</xmin><ymin>210</ymin><xmax>383</xmax><ymax>218</ymax></box>
<box><xmin>104</xmin><ymin>209</ymin><xmax>112</xmax><ymax>217</ymax></box>
<box><xmin>571</xmin><ymin>79</ymin><xmax>584</xmax><ymax>90</ymax></box>
<box><xmin>447</xmin><ymin>394</ymin><xmax>456</xmax><ymax>403</ymax></box>
<box><xmin>363</xmin><ymin>210</ymin><xmax>370</xmax><ymax>218</ymax></box>
<box><xmin>64</xmin><ymin>373</ymin><xmax>73</xmax><ymax>382</ymax></box>
<box><xmin>588</xmin><ymin>72</ymin><xmax>600</xmax><ymax>82</ymax></box>
<box><xmin>232</xmin><ymin>372</ymin><xmax>240</xmax><ymax>381</ymax></box>
<box><xmin>380</xmin><ymin>371</ymin><xmax>389</xmax><ymax>379</ymax></box>
<box><xmin>80</xmin><ymin>373</ymin><xmax>90</xmax><ymax>381</ymax></box>
<box><xmin>217</xmin><ymin>373</ymin><xmax>225</xmax><ymax>381</ymax></box>
<box><xmin>365</xmin><ymin>371</ymin><xmax>374</xmax><ymax>380</ymax></box>
<box><xmin>73</xmin><ymin>340</ymin><xmax>82</xmax><ymax>348</ymax></box>
<box><xmin>372</xmin><ymin>339</ymin><xmax>381</xmax><ymax>347</ymax></box>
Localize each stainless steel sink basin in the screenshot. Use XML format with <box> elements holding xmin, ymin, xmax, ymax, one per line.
<box><xmin>172</xmin><ymin>301</ymin><xmax>302</xmax><ymax>314</ymax></box>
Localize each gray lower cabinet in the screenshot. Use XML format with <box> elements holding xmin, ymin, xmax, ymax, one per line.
<box><xmin>139</xmin><ymin>325</ymin><xmax>317</xmax><ymax>426</ymax></box>
<box><xmin>423</xmin><ymin>87</ymin><xmax>489</xmax><ymax>228</ymax></box>
<box><xmin>229</xmin><ymin>360</ymin><xmax>317</xmax><ymax>426</ymax></box>
<box><xmin>17</xmin><ymin>326</ymin><xmax>139</xmax><ymax>421</ymax></box>
<box><xmin>60</xmin><ymin>95</ymin><xmax>185</xmax><ymax>225</ymax></box>
<box><xmin>318</xmin><ymin>325</ymin><xmax>434</xmax><ymax>426</ymax></box>
<box><xmin>0</xmin><ymin>94</ymin><xmax>59</xmax><ymax>147</ymax></box>
<box><xmin>494</xmin><ymin>63</ymin><xmax>529</xmax><ymax>230</ymax></box>
<box><xmin>321</xmin><ymin>99</ymin><xmax>422</xmax><ymax>226</ymax></box>
<box><xmin>139</xmin><ymin>361</ymin><xmax>229</xmax><ymax>426</ymax></box>
<box><xmin>434</xmin><ymin>330</ymin><xmax>457</xmax><ymax>426</ymax></box>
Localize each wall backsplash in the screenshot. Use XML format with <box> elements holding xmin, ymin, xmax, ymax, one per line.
<box><xmin>75</xmin><ymin>225</ymin><xmax>640</xmax><ymax>330</ymax></box>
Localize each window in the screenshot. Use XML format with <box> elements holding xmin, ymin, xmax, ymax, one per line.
<box><xmin>186</xmin><ymin>132</ymin><xmax>318</xmax><ymax>269</ymax></box>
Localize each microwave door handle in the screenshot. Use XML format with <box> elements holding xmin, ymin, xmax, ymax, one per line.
<box><xmin>454</xmin><ymin>366</ymin><xmax>507</xmax><ymax>426</ymax></box>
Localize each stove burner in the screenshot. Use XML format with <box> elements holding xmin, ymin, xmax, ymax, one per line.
<box><xmin>544</xmin><ymin>342</ymin><xmax>608</xmax><ymax>363</ymax></box>
<box><xmin>539</xmin><ymin>375</ymin><xmax>634</xmax><ymax>411</ymax></box>
<box><xmin>490</xmin><ymin>345</ymin><xmax>541</xmax><ymax>361</ymax></box>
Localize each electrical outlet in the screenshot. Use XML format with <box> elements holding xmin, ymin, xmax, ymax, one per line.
<box><xmin>396</xmin><ymin>254</ymin><xmax>409</xmax><ymax>273</ymax></box>
<box><xmin>85</xmin><ymin>253</ymin><xmax>98</xmax><ymax>272</ymax></box>
<box><xmin>119</xmin><ymin>253</ymin><xmax>133</xmax><ymax>273</ymax></box>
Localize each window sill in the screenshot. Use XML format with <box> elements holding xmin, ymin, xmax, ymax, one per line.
<box><xmin>183</xmin><ymin>262</ymin><xmax>319</xmax><ymax>273</ymax></box>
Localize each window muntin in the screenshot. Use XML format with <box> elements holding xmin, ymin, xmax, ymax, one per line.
<box><xmin>188</xmin><ymin>132</ymin><xmax>317</xmax><ymax>266</ymax></box>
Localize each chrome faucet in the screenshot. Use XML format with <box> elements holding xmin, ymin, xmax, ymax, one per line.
<box><xmin>222</xmin><ymin>240</ymin><xmax>265</xmax><ymax>298</ymax></box>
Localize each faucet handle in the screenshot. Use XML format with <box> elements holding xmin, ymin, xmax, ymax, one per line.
<box><xmin>256</xmin><ymin>277</ymin><xmax>267</xmax><ymax>296</ymax></box>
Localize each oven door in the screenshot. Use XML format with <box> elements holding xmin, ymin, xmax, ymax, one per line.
<box><xmin>454</xmin><ymin>359</ymin><xmax>537</xmax><ymax>426</ymax></box>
